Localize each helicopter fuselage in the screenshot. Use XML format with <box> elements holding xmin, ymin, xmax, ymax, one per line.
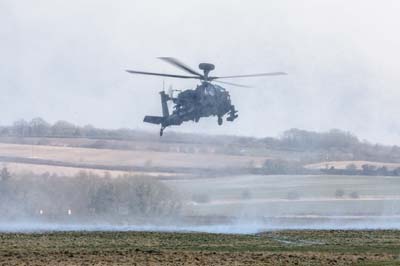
<box><xmin>173</xmin><ymin>82</ymin><xmax>232</xmax><ymax>119</ymax></box>
<box><xmin>143</xmin><ymin>82</ymin><xmax>238</xmax><ymax>135</ymax></box>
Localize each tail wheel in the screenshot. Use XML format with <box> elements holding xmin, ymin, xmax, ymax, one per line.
<box><xmin>218</xmin><ymin>116</ymin><xmax>223</xmax><ymax>125</ymax></box>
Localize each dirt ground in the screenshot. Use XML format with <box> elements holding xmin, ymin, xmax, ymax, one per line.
<box><xmin>2</xmin><ymin>162</ymin><xmax>178</xmax><ymax>178</ymax></box>
<box><xmin>0</xmin><ymin>143</ymin><xmax>267</xmax><ymax>170</ymax></box>
<box><xmin>0</xmin><ymin>230</ymin><xmax>399</xmax><ymax>265</ymax></box>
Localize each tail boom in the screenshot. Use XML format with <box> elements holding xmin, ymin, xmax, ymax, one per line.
<box><xmin>143</xmin><ymin>116</ymin><xmax>164</xmax><ymax>125</ymax></box>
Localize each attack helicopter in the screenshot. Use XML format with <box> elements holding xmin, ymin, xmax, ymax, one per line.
<box><xmin>126</xmin><ymin>57</ymin><xmax>286</xmax><ymax>136</ymax></box>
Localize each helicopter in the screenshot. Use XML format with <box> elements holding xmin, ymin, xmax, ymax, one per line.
<box><xmin>126</xmin><ymin>57</ymin><xmax>286</xmax><ymax>136</ymax></box>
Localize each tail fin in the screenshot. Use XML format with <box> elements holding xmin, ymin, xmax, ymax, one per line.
<box><xmin>160</xmin><ymin>91</ymin><xmax>169</xmax><ymax>117</ymax></box>
<box><xmin>144</xmin><ymin>116</ymin><xmax>164</xmax><ymax>125</ymax></box>
<box><xmin>143</xmin><ymin>91</ymin><xmax>169</xmax><ymax>126</ymax></box>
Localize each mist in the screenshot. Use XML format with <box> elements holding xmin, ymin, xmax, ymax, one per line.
<box><xmin>1</xmin><ymin>0</ymin><xmax>400</xmax><ymax>144</ymax></box>
<box><xmin>1</xmin><ymin>169</ymin><xmax>400</xmax><ymax>234</ymax></box>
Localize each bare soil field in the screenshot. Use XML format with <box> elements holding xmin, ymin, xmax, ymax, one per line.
<box><xmin>0</xmin><ymin>143</ymin><xmax>267</xmax><ymax>172</ymax></box>
<box><xmin>2</xmin><ymin>162</ymin><xmax>178</xmax><ymax>178</ymax></box>
<box><xmin>0</xmin><ymin>230</ymin><xmax>399</xmax><ymax>265</ymax></box>
<box><xmin>0</xmin><ymin>136</ymin><xmax>222</xmax><ymax>155</ymax></box>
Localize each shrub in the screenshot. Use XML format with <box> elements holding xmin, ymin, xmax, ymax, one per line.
<box><xmin>89</xmin><ymin>176</ymin><xmax>181</xmax><ymax>217</ymax></box>
<box><xmin>191</xmin><ymin>193</ymin><xmax>210</xmax><ymax>203</ymax></box>
<box><xmin>335</xmin><ymin>189</ymin><xmax>345</xmax><ymax>198</ymax></box>
<box><xmin>0</xmin><ymin>167</ymin><xmax>11</xmax><ymax>182</ymax></box>
<box><xmin>349</xmin><ymin>191</ymin><xmax>360</xmax><ymax>199</ymax></box>
<box><xmin>241</xmin><ymin>189</ymin><xmax>252</xmax><ymax>200</ymax></box>
<box><xmin>0</xmin><ymin>170</ymin><xmax>182</xmax><ymax>222</ymax></box>
<box><xmin>262</xmin><ymin>159</ymin><xmax>304</xmax><ymax>174</ymax></box>
<box><xmin>286</xmin><ymin>191</ymin><xmax>300</xmax><ymax>200</ymax></box>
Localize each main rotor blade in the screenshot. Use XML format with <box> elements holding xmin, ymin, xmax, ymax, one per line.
<box><xmin>213</xmin><ymin>80</ymin><xmax>252</xmax><ymax>88</ymax></box>
<box><xmin>126</xmin><ymin>70</ymin><xmax>200</xmax><ymax>79</ymax></box>
<box><xmin>211</xmin><ymin>72</ymin><xmax>287</xmax><ymax>79</ymax></box>
<box><xmin>158</xmin><ymin>57</ymin><xmax>203</xmax><ymax>77</ymax></box>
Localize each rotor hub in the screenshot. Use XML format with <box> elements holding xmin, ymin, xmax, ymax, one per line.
<box><xmin>198</xmin><ymin>63</ymin><xmax>215</xmax><ymax>71</ymax></box>
<box><xmin>199</xmin><ymin>63</ymin><xmax>215</xmax><ymax>80</ymax></box>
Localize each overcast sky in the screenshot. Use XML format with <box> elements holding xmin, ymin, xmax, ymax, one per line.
<box><xmin>1</xmin><ymin>0</ymin><xmax>400</xmax><ymax>144</ymax></box>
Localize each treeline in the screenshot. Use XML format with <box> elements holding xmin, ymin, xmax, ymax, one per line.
<box><xmin>255</xmin><ymin>159</ymin><xmax>312</xmax><ymax>175</ymax></box>
<box><xmin>322</xmin><ymin>163</ymin><xmax>400</xmax><ymax>176</ymax></box>
<box><xmin>257</xmin><ymin>159</ymin><xmax>400</xmax><ymax>176</ymax></box>
<box><xmin>0</xmin><ymin>168</ymin><xmax>181</xmax><ymax>223</ymax></box>
<box><xmin>280</xmin><ymin>128</ymin><xmax>359</xmax><ymax>150</ymax></box>
<box><xmin>0</xmin><ymin>118</ymin><xmax>237</xmax><ymax>144</ymax></box>
<box><xmin>1</xmin><ymin>118</ymin><xmax>400</xmax><ymax>163</ymax></box>
<box><xmin>0</xmin><ymin>118</ymin><xmax>143</xmax><ymax>139</ymax></box>
<box><xmin>261</xmin><ymin>128</ymin><xmax>400</xmax><ymax>163</ymax></box>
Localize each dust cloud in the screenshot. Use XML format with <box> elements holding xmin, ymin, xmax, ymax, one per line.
<box><xmin>0</xmin><ymin>173</ymin><xmax>399</xmax><ymax>234</ymax></box>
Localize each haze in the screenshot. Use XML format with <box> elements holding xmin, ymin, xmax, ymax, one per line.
<box><xmin>1</xmin><ymin>0</ymin><xmax>400</xmax><ymax>144</ymax></box>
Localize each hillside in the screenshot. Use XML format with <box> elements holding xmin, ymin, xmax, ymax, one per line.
<box><xmin>1</xmin><ymin>119</ymin><xmax>400</xmax><ymax>177</ymax></box>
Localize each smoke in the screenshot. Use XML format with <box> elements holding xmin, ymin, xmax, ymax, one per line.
<box><xmin>2</xmin><ymin>172</ymin><xmax>398</xmax><ymax>234</ymax></box>
<box><xmin>1</xmin><ymin>218</ymin><xmax>400</xmax><ymax>234</ymax></box>
<box><xmin>1</xmin><ymin>0</ymin><xmax>400</xmax><ymax>143</ymax></box>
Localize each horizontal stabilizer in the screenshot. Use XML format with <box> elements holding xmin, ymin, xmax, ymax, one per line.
<box><xmin>144</xmin><ymin>116</ymin><xmax>164</xmax><ymax>125</ymax></box>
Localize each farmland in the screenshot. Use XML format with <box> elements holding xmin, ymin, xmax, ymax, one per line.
<box><xmin>0</xmin><ymin>135</ymin><xmax>400</xmax><ymax>265</ymax></box>
<box><xmin>1</xmin><ymin>230</ymin><xmax>400</xmax><ymax>265</ymax></box>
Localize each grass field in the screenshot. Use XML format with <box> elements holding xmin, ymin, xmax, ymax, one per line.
<box><xmin>169</xmin><ymin>174</ymin><xmax>400</xmax><ymax>220</ymax></box>
<box><xmin>0</xmin><ymin>230</ymin><xmax>399</xmax><ymax>265</ymax></box>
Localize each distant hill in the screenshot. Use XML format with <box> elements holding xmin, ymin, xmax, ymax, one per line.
<box><xmin>1</xmin><ymin>118</ymin><xmax>400</xmax><ymax>165</ymax></box>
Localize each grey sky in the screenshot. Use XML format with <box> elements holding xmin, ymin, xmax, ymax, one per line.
<box><xmin>1</xmin><ymin>0</ymin><xmax>400</xmax><ymax>144</ymax></box>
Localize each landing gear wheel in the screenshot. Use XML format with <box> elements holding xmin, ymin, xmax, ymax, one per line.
<box><xmin>218</xmin><ymin>116</ymin><xmax>223</xmax><ymax>125</ymax></box>
<box><xmin>160</xmin><ymin>128</ymin><xmax>164</xmax><ymax>136</ymax></box>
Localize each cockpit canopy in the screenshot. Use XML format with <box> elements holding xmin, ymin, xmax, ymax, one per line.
<box><xmin>204</xmin><ymin>84</ymin><xmax>226</xmax><ymax>95</ymax></box>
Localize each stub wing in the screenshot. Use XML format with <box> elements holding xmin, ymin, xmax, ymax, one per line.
<box><xmin>143</xmin><ymin>116</ymin><xmax>164</xmax><ymax>125</ymax></box>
